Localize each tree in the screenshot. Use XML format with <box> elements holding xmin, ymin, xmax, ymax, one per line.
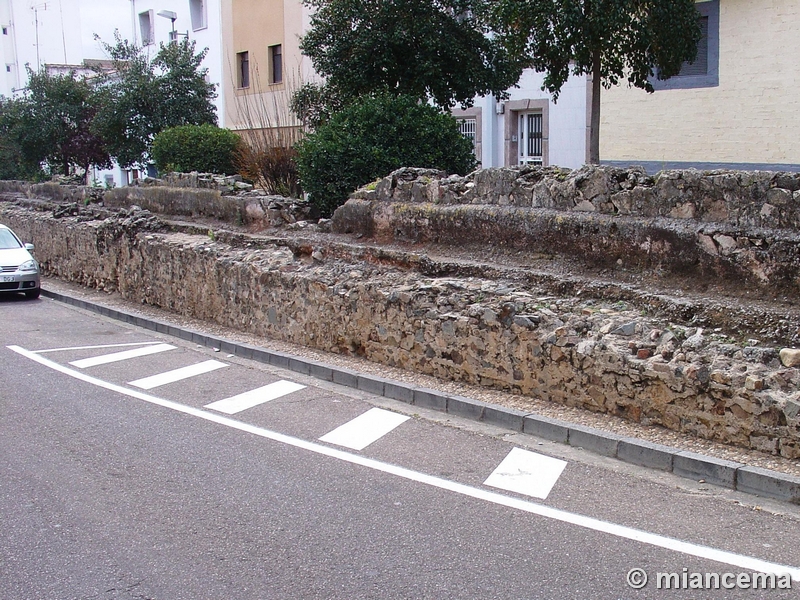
<box><xmin>15</xmin><ymin>69</ymin><xmax>110</xmax><ymax>181</ymax></box>
<box><xmin>0</xmin><ymin>97</ymin><xmax>34</xmax><ymax>180</ymax></box>
<box><xmin>299</xmin><ymin>0</ymin><xmax>524</xmax><ymax>109</ymax></box>
<box><xmin>296</xmin><ymin>94</ymin><xmax>477</xmax><ymax>216</ymax></box>
<box><xmin>93</xmin><ymin>33</ymin><xmax>217</xmax><ymax>169</ymax></box>
<box><xmin>489</xmin><ymin>0</ymin><xmax>703</xmax><ymax>163</ymax></box>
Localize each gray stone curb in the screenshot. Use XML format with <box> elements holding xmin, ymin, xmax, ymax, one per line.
<box><xmin>41</xmin><ymin>288</ymin><xmax>800</xmax><ymax>505</ymax></box>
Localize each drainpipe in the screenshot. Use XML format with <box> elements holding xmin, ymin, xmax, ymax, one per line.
<box><xmin>130</xmin><ymin>0</ymin><xmax>137</xmax><ymax>45</ymax></box>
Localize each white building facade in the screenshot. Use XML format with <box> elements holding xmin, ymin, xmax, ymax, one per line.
<box><xmin>453</xmin><ymin>70</ymin><xmax>590</xmax><ymax>171</ymax></box>
<box><xmin>0</xmin><ymin>0</ymin><xmax>224</xmax><ymax>185</ymax></box>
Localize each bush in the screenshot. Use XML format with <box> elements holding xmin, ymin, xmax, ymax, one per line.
<box><xmin>235</xmin><ymin>139</ymin><xmax>302</xmax><ymax>198</ymax></box>
<box><xmin>295</xmin><ymin>94</ymin><xmax>477</xmax><ymax>217</ymax></box>
<box><xmin>151</xmin><ymin>124</ymin><xmax>241</xmax><ymax>175</ymax></box>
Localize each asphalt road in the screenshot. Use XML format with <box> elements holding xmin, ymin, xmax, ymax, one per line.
<box><xmin>2</xmin><ymin>294</ymin><xmax>800</xmax><ymax>600</ymax></box>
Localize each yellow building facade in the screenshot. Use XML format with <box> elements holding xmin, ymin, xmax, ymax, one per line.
<box><xmin>601</xmin><ymin>0</ymin><xmax>800</xmax><ymax>171</ymax></box>
<box><xmin>221</xmin><ymin>0</ymin><xmax>310</xmax><ymax>134</ymax></box>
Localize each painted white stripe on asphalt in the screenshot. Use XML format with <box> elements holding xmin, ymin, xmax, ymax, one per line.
<box><xmin>484</xmin><ymin>447</ymin><xmax>567</xmax><ymax>500</ymax></box>
<box><xmin>7</xmin><ymin>343</ymin><xmax>800</xmax><ymax>582</ymax></box>
<box><xmin>319</xmin><ymin>407</ymin><xmax>410</xmax><ymax>450</ymax></box>
<box><xmin>69</xmin><ymin>343</ymin><xmax>176</xmax><ymax>368</ymax></box>
<box><xmin>35</xmin><ymin>341</ymin><xmax>164</xmax><ymax>354</ymax></box>
<box><xmin>204</xmin><ymin>380</ymin><xmax>306</xmax><ymax>414</ymax></box>
<box><xmin>128</xmin><ymin>360</ymin><xmax>228</xmax><ymax>390</ymax></box>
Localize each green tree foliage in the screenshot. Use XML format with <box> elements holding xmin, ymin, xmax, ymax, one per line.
<box><xmin>152</xmin><ymin>124</ymin><xmax>241</xmax><ymax>175</ymax></box>
<box><xmin>0</xmin><ymin>97</ymin><xmax>34</xmax><ymax>180</ymax></box>
<box><xmin>296</xmin><ymin>94</ymin><xmax>477</xmax><ymax>216</ymax></box>
<box><xmin>93</xmin><ymin>33</ymin><xmax>217</xmax><ymax>169</ymax></box>
<box><xmin>299</xmin><ymin>0</ymin><xmax>524</xmax><ymax>110</ymax></box>
<box><xmin>15</xmin><ymin>69</ymin><xmax>110</xmax><ymax>180</ymax></box>
<box><xmin>489</xmin><ymin>0</ymin><xmax>702</xmax><ymax>163</ymax></box>
<box><xmin>289</xmin><ymin>82</ymin><xmax>345</xmax><ymax>130</ymax></box>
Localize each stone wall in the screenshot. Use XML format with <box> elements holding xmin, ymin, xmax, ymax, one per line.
<box><xmin>1</xmin><ymin>200</ymin><xmax>799</xmax><ymax>458</ymax></box>
<box><xmin>0</xmin><ymin>180</ymin><xmax>314</xmax><ymax>229</ymax></box>
<box><xmin>335</xmin><ymin>166</ymin><xmax>800</xmax><ymax>295</ymax></box>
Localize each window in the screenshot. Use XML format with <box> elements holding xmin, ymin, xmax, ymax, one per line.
<box><xmin>269</xmin><ymin>44</ymin><xmax>282</xmax><ymax>84</ymax></box>
<box><xmin>139</xmin><ymin>10</ymin><xmax>154</xmax><ymax>45</ymax></box>
<box><xmin>651</xmin><ymin>0</ymin><xmax>719</xmax><ymax>90</ymax></box>
<box><xmin>2</xmin><ymin>27</ymin><xmax>8</xmax><ymax>35</ymax></box>
<box><xmin>237</xmin><ymin>51</ymin><xmax>250</xmax><ymax>88</ymax></box>
<box><xmin>189</xmin><ymin>0</ymin><xmax>207</xmax><ymax>31</ymax></box>
<box><xmin>679</xmin><ymin>15</ymin><xmax>709</xmax><ymax>76</ymax></box>
<box><xmin>458</xmin><ymin>118</ymin><xmax>477</xmax><ymax>145</ymax></box>
<box><xmin>5</xmin><ymin>65</ymin><xmax>10</xmax><ymax>73</ymax></box>
<box><xmin>519</xmin><ymin>113</ymin><xmax>543</xmax><ymax>165</ymax></box>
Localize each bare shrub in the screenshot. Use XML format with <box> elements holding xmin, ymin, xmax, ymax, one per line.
<box><xmin>231</xmin><ymin>65</ymin><xmax>304</xmax><ymax>197</ymax></box>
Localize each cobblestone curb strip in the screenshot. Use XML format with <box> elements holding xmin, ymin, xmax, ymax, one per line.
<box><xmin>42</xmin><ymin>289</ymin><xmax>800</xmax><ymax>505</ymax></box>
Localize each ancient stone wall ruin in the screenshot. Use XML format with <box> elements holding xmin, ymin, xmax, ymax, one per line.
<box><xmin>1</xmin><ymin>195</ymin><xmax>799</xmax><ymax>459</ymax></box>
<box><xmin>335</xmin><ymin>167</ymin><xmax>800</xmax><ymax>296</ymax></box>
<box><xmin>0</xmin><ymin>169</ymin><xmax>800</xmax><ymax>458</ymax></box>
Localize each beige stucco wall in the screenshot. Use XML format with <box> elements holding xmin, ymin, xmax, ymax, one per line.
<box><xmin>222</xmin><ymin>0</ymin><xmax>305</xmax><ymax>132</ymax></box>
<box><xmin>601</xmin><ymin>0</ymin><xmax>800</xmax><ymax>166</ymax></box>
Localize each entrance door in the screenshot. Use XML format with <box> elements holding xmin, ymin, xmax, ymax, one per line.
<box><xmin>519</xmin><ymin>112</ymin><xmax>543</xmax><ymax>165</ymax></box>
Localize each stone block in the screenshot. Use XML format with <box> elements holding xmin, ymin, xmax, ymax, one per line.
<box><xmin>236</xmin><ymin>344</ymin><xmax>256</xmax><ymax>360</ymax></box>
<box><xmin>332</xmin><ymin>367</ymin><xmax>359</xmax><ymax>389</ymax></box>
<box><xmin>447</xmin><ymin>395</ymin><xmax>489</xmax><ymax>421</ymax></box>
<box><xmin>673</xmin><ymin>451</ymin><xmax>742</xmax><ymax>488</ymax></box>
<box><xmin>736</xmin><ymin>466</ymin><xmax>800</xmax><ymax>503</ymax></box>
<box><xmin>617</xmin><ymin>438</ymin><xmax>675</xmax><ymax>471</ymax></box>
<box><xmin>568</xmin><ymin>425</ymin><xmax>622</xmax><ymax>457</ymax></box>
<box><xmin>308</xmin><ymin>361</ymin><xmax>334</xmax><ymax>382</ymax></box>
<box><xmin>779</xmin><ymin>348</ymin><xmax>800</xmax><ymax>367</ymax></box>
<box><xmin>288</xmin><ymin>357</ymin><xmax>311</xmax><ymax>376</ymax></box>
<box><xmin>267</xmin><ymin>351</ymin><xmax>291</xmax><ymax>369</ymax></box>
<box><xmin>384</xmin><ymin>381</ymin><xmax>414</xmax><ymax>404</ymax></box>
<box><xmin>413</xmin><ymin>387</ymin><xmax>447</xmax><ymax>412</ymax></box>
<box><xmin>219</xmin><ymin>340</ymin><xmax>236</xmax><ymax>355</ymax></box>
<box><xmin>172</xmin><ymin>325</ymin><xmax>193</xmax><ymax>342</ymax></box>
<box><xmin>523</xmin><ymin>415</ymin><xmax>570</xmax><ymax>443</ymax></box>
<box><xmin>482</xmin><ymin>405</ymin><xmax>528</xmax><ymax>431</ymax></box>
<box><xmin>357</xmin><ymin>374</ymin><xmax>387</xmax><ymax>396</ymax></box>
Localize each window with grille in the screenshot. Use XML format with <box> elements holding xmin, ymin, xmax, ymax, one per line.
<box><xmin>459</xmin><ymin>118</ymin><xmax>476</xmax><ymax>142</ymax></box>
<box><xmin>519</xmin><ymin>113</ymin><xmax>543</xmax><ymax>165</ymax></box>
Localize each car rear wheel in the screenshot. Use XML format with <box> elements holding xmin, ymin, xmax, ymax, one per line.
<box><xmin>25</xmin><ymin>288</ymin><xmax>40</xmax><ymax>299</ymax></box>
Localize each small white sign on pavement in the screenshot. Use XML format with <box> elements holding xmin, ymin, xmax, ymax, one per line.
<box><xmin>484</xmin><ymin>447</ymin><xmax>567</xmax><ymax>500</ymax></box>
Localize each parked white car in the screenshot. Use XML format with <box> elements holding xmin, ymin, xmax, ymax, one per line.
<box><xmin>0</xmin><ymin>224</ymin><xmax>40</xmax><ymax>299</ymax></box>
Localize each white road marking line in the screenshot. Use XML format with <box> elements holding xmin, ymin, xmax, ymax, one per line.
<box><xmin>69</xmin><ymin>343</ymin><xmax>176</xmax><ymax>368</ymax></box>
<box><xmin>484</xmin><ymin>447</ymin><xmax>567</xmax><ymax>500</ymax></box>
<box><xmin>128</xmin><ymin>360</ymin><xmax>228</xmax><ymax>390</ymax></box>
<box><xmin>35</xmin><ymin>341</ymin><xmax>163</xmax><ymax>354</ymax></box>
<box><xmin>7</xmin><ymin>343</ymin><xmax>800</xmax><ymax>582</ymax></box>
<box><xmin>319</xmin><ymin>407</ymin><xmax>410</xmax><ymax>451</ymax></box>
<box><xmin>204</xmin><ymin>380</ymin><xmax>306</xmax><ymax>414</ymax></box>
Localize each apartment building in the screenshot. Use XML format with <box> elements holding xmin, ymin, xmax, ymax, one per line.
<box><xmin>601</xmin><ymin>0</ymin><xmax>800</xmax><ymax>172</ymax></box>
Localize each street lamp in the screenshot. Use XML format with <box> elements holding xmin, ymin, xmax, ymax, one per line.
<box><xmin>156</xmin><ymin>10</ymin><xmax>186</xmax><ymax>42</ymax></box>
